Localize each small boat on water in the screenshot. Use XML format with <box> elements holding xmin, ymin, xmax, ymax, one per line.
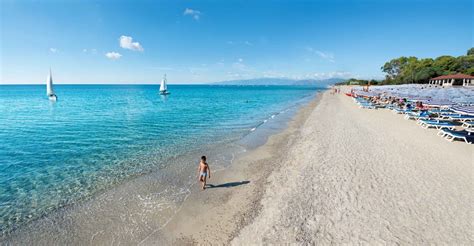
<box><xmin>46</xmin><ymin>68</ymin><xmax>58</xmax><ymax>101</ymax></box>
<box><xmin>159</xmin><ymin>74</ymin><xmax>170</xmax><ymax>95</ymax></box>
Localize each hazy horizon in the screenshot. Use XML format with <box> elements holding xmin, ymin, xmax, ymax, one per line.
<box><xmin>0</xmin><ymin>76</ymin><xmax>343</xmax><ymax>85</ymax></box>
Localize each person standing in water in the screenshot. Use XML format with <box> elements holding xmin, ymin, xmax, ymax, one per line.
<box><xmin>197</xmin><ymin>156</ymin><xmax>211</xmax><ymax>190</ymax></box>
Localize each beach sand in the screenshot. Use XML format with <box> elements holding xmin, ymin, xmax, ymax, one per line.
<box><xmin>149</xmin><ymin>90</ymin><xmax>472</xmax><ymax>244</ymax></box>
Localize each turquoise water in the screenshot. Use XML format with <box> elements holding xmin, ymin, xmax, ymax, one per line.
<box><xmin>0</xmin><ymin>85</ymin><xmax>321</xmax><ymax>237</ymax></box>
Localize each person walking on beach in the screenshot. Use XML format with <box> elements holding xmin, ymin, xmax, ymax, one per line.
<box><xmin>197</xmin><ymin>156</ymin><xmax>211</xmax><ymax>190</ymax></box>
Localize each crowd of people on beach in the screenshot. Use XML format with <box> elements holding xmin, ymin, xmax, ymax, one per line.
<box><xmin>341</xmin><ymin>85</ymin><xmax>474</xmax><ymax>144</ymax></box>
<box><xmin>364</xmin><ymin>96</ymin><xmax>428</xmax><ymax>111</ymax></box>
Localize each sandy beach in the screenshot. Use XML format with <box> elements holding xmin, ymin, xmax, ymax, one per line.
<box><xmin>3</xmin><ymin>90</ymin><xmax>472</xmax><ymax>245</ymax></box>
<box><xmin>151</xmin><ymin>90</ymin><xmax>472</xmax><ymax>244</ymax></box>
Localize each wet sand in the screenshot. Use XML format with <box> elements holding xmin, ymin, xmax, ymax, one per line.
<box><xmin>151</xmin><ymin>90</ymin><xmax>472</xmax><ymax>244</ymax></box>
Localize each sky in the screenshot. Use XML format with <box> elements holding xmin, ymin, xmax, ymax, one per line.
<box><xmin>0</xmin><ymin>0</ymin><xmax>472</xmax><ymax>84</ymax></box>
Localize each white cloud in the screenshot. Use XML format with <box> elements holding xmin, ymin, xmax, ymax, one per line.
<box><xmin>238</xmin><ymin>58</ymin><xmax>243</xmax><ymax>62</ymax></box>
<box><xmin>105</xmin><ymin>52</ymin><xmax>122</xmax><ymax>60</ymax></box>
<box><xmin>183</xmin><ymin>8</ymin><xmax>201</xmax><ymax>20</ymax></box>
<box><xmin>244</xmin><ymin>41</ymin><xmax>253</xmax><ymax>46</ymax></box>
<box><xmin>49</xmin><ymin>48</ymin><xmax>58</xmax><ymax>53</ymax></box>
<box><xmin>119</xmin><ymin>35</ymin><xmax>144</xmax><ymax>51</ymax></box>
<box><xmin>306</xmin><ymin>47</ymin><xmax>335</xmax><ymax>63</ymax></box>
<box><xmin>83</xmin><ymin>49</ymin><xmax>87</xmax><ymax>53</ymax></box>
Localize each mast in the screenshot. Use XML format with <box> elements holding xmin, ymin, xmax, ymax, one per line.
<box><xmin>46</xmin><ymin>68</ymin><xmax>54</xmax><ymax>96</ymax></box>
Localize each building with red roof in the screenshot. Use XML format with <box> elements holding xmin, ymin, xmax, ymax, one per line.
<box><xmin>429</xmin><ymin>73</ymin><xmax>474</xmax><ymax>87</ymax></box>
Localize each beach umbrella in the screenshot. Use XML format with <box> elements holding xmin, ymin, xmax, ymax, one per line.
<box><xmin>355</xmin><ymin>91</ymin><xmax>379</xmax><ymax>97</ymax></box>
<box><xmin>423</xmin><ymin>99</ymin><xmax>456</xmax><ymax>107</ymax></box>
<box><xmin>406</xmin><ymin>96</ymin><xmax>432</xmax><ymax>102</ymax></box>
<box><xmin>451</xmin><ymin>105</ymin><xmax>474</xmax><ymax>116</ymax></box>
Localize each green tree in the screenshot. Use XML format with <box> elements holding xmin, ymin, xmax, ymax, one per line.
<box><xmin>467</xmin><ymin>47</ymin><xmax>474</xmax><ymax>56</ymax></box>
<box><xmin>456</xmin><ymin>55</ymin><xmax>474</xmax><ymax>73</ymax></box>
<box><xmin>379</xmin><ymin>48</ymin><xmax>474</xmax><ymax>84</ymax></box>
<box><xmin>465</xmin><ymin>67</ymin><xmax>474</xmax><ymax>76</ymax></box>
<box><xmin>433</xmin><ymin>56</ymin><xmax>458</xmax><ymax>74</ymax></box>
<box><xmin>381</xmin><ymin>56</ymin><xmax>417</xmax><ymax>83</ymax></box>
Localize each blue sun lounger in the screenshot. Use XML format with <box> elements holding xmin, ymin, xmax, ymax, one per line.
<box><xmin>359</xmin><ymin>103</ymin><xmax>376</xmax><ymax>109</ymax></box>
<box><xmin>437</xmin><ymin>129</ymin><xmax>473</xmax><ymax>144</ymax></box>
<box><xmin>445</xmin><ymin>114</ymin><xmax>474</xmax><ymax>122</ymax></box>
<box><xmin>429</xmin><ymin>109</ymin><xmax>453</xmax><ymax>114</ymax></box>
<box><xmin>393</xmin><ymin>108</ymin><xmax>412</xmax><ymax>114</ymax></box>
<box><xmin>418</xmin><ymin>119</ymin><xmax>456</xmax><ymax>130</ymax></box>
<box><xmin>405</xmin><ymin>111</ymin><xmax>430</xmax><ymax>120</ymax></box>
<box><xmin>354</xmin><ymin>98</ymin><xmax>376</xmax><ymax>109</ymax></box>
<box><xmin>462</xmin><ymin>121</ymin><xmax>474</xmax><ymax>129</ymax></box>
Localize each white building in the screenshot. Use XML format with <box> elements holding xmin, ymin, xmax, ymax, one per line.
<box><xmin>429</xmin><ymin>73</ymin><xmax>474</xmax><ymax>87</ymax></box>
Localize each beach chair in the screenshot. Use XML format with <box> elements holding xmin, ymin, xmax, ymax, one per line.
<box><xmin>462</xmin><ymin>121</ymin><xmax>474</xmax><ymax>129</ymax></box>
<box><xmin>404</xmin><ymin>111</ymin><xmax>430</xmax><ymax>120</ymax></box>
<box><xmin>418</xmin><ymin>119</ymin><xmax>456</xmax><ymax>130</ymax></box>
<box><xmin>438</xmin><ymin>113</ymin><xmax>461</xmax><ymax>119</ymax></box>
<box><xmin>429</xmin><ymin>109</ymin><xmax>453</xmax><ymax>114</ymax></box>
<box><xmin>437</xmin><ymin>129</ymin><xmax>473</xmax><ymax>144</ymax></box>
<box><xmin>394</xmin><ymin>108</ymin><xmax>412</xmax><ymax>114</ymax></box>
<box><xmin>446</xmin><ymin>114</ymin><xmax>474</xmax><ymax>122</ymax></box>
<box><xmin>358</xmin><ymin>103</ymin><xmax>376</xmax><ymax>109</ymax></box>
<box><xmin>374</xmin><ymin>103</ymin><xmax>386</xmax><ymax>109</ymax></box>
<box><xmin>355</xmin><ymin>98</ymin><xmax>376</xmax><ymax>109</ymax></box>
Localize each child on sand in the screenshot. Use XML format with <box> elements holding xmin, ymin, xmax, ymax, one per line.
<box><xmin>197</xmin><ymin>156</ymin><xmax>211</xmax><ymax>190</ymax></box>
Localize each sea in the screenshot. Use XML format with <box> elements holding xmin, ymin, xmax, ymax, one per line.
<box><xmin>0</xmin><ymin>84</ymin><xmax>323</xmax><ymax>241</ymax></box>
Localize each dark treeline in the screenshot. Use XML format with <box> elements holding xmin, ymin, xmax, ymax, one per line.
<box><xmin>338</xmin><ymin>48</ymin><xmax>474</xmax><ymax>86</ymax></box>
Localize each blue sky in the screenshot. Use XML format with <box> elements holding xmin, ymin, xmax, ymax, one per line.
<box><xmin>1</xmin><ymin>0</ymin><xmax>472</xmax><ymax>84</ymax></box>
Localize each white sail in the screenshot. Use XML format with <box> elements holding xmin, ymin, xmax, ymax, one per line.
<box><xmin>46</xmin><ymin>68</ymin><xmax>54</xmax><ymax>96</ymax></box>
<box><xmin>159</xmin><ymin>74</ymin><xmax>167</xmax><ymax>92</ymax></box>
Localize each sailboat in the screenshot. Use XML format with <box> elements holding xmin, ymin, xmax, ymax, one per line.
<box><xmin>46</xmin><ymin>68</ymin><xmax>58</xmax><ymax>101</ymax></box>
<box><xmin>159</xmin><ymin>74</ymin><xmax>170</xmax><ymax>95</ymax></box>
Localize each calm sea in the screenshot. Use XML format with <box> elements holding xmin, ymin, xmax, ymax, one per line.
<box><xmin>0</xmin><ymin>84</ymin><xmax>322</xmax><ymax>238</ymax></box>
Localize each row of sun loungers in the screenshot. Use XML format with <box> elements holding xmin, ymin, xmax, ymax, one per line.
<box><xmin>418</xmin><ymin>119</ymin><xmax>456</xmax><ymax>130</ymax></box>
<box><xmin>351</xmin><ymin>95</ymin><xmax>474</xmax><ymax>144</ymax></box>
<box><xmin>437</xmin><ymin>129</ymin><xmax>474</xmax><ymax>144</ymax></box>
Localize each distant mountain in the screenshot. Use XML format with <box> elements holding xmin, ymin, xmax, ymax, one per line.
<box><xmin>212</xmin><ymin>78</ymin><xmax>344</xmax><ymax>87</ymax></box>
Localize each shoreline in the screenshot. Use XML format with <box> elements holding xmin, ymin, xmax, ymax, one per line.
<box><xmin>1</xmin><ymin>89</ymin><xmax>322</xmax><ymax>244</ymax></box>
<box><xmin>141</xmin><ymin>91</ymin><xmax>324</xmax><ymax>244</ymax></box>
<box><xmin>150</xmin><ymin>89</ymin><xmax>472</xmax><ymax>244</ymax></box>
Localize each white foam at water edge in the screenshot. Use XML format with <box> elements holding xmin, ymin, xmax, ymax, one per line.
<box><xmin>263</xmin><ymin>120</ymin><xmax>268</xmax><ymax>123</ymax></box>
<box><xmin>271</xmin><ymin>115</ymin><xmax>276</xmax><ymax>119</ymax></box>
<box><xmin>250</xmin><ymin>127</ymin><xmax>256</xmax><ymax>131</ymax></box>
